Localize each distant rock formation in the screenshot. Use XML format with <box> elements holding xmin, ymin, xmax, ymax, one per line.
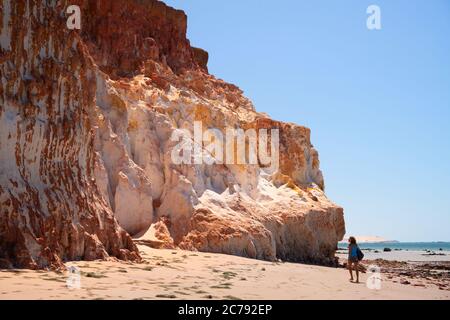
<box><xmin>0</xmin><ymin>0</ymin><xmax>345</xmax><ymax>269</ymax></box>
<box><xmin>341</xmin><ymin>236</ymin><xmax>398</xmax><ymax>244</ymax></box>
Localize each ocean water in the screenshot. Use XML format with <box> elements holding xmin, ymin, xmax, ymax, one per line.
<box><xmin>338</xmin><ymin>242</ymin><xmax>450</xmax><ymax>252</ymax></box>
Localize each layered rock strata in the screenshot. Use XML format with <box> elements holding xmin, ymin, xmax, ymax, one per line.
<box><xmin>0</xmin><ymin>0</ymin><xmax>345</xmax><ymax>268</ymax></box>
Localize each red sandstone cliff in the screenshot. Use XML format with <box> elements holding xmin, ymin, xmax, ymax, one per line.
<box><xmin>0</xmin><ymin>0</ymin><xmax>345</xmax><ymax>269</ymax></box>
<box><xmin>0</xmin><ymin>0</ymin><xmax>141</xmax><ymax>269</ymax></box>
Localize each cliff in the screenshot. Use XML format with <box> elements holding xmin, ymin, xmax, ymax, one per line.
<box><xmin>0</xmin><ymin>0</ymin><xmax>345</xmax><ymax>269</ymax></box>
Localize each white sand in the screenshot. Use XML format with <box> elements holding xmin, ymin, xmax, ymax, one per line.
<box><xmin>0</xmin><ymin>246</ymin><xmax>449</xmax><ymax>300</ymax></box>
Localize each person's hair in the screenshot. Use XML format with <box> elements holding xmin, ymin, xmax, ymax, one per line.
<box><xmin>349</xmin><ymin>236</ymin><xmax>357</xmax><ymax>245</ymax></box>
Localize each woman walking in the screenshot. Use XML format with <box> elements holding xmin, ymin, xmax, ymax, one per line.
<box><xmin>348</xmin><ymin>237</ymin><xmax>361</xmax><ymax>283</ymax></box>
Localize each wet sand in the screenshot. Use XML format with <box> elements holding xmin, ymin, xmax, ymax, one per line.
<box><xmin>337</xmin><ymin>249</ymin><xmax>450</xmax><ymax>262</ymax></box>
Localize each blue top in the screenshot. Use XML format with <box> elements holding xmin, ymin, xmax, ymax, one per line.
<box><xmin>349</xmin><ymin>244</ymin><xmax>358</xmax><ymax>259</ymax></box>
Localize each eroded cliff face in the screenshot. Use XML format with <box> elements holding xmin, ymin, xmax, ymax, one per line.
<box><xmin>0</xmin><ymin>0</ymin><xmax>139</xmax><ymax>269</ymax></box>
<box><xmin>0</xmin><ymin>0</ymin><xmax>345</xmax><ymax>269</ymax></box>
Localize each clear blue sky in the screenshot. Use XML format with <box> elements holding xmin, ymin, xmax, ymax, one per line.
<box><xmin>164</xmin><ymin>0</ymin><xmax>450</xmax><ymax>242</ymax></box>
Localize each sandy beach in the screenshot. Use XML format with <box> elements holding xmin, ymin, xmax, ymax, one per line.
<box><xmin>1</xmin><ymin>245</ymin><xmax>449</xmax><ymax>300</ymax></box>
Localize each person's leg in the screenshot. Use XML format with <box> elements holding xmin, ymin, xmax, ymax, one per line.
<box><xmin>355</xmin><ymin>261</ymin><xmax>360</xmax><ymax>283</ymax></box>
<box><xmin>348</xmin><ymin>260</ymin><xmax>354</xmax><ymax>281</ymax></box>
